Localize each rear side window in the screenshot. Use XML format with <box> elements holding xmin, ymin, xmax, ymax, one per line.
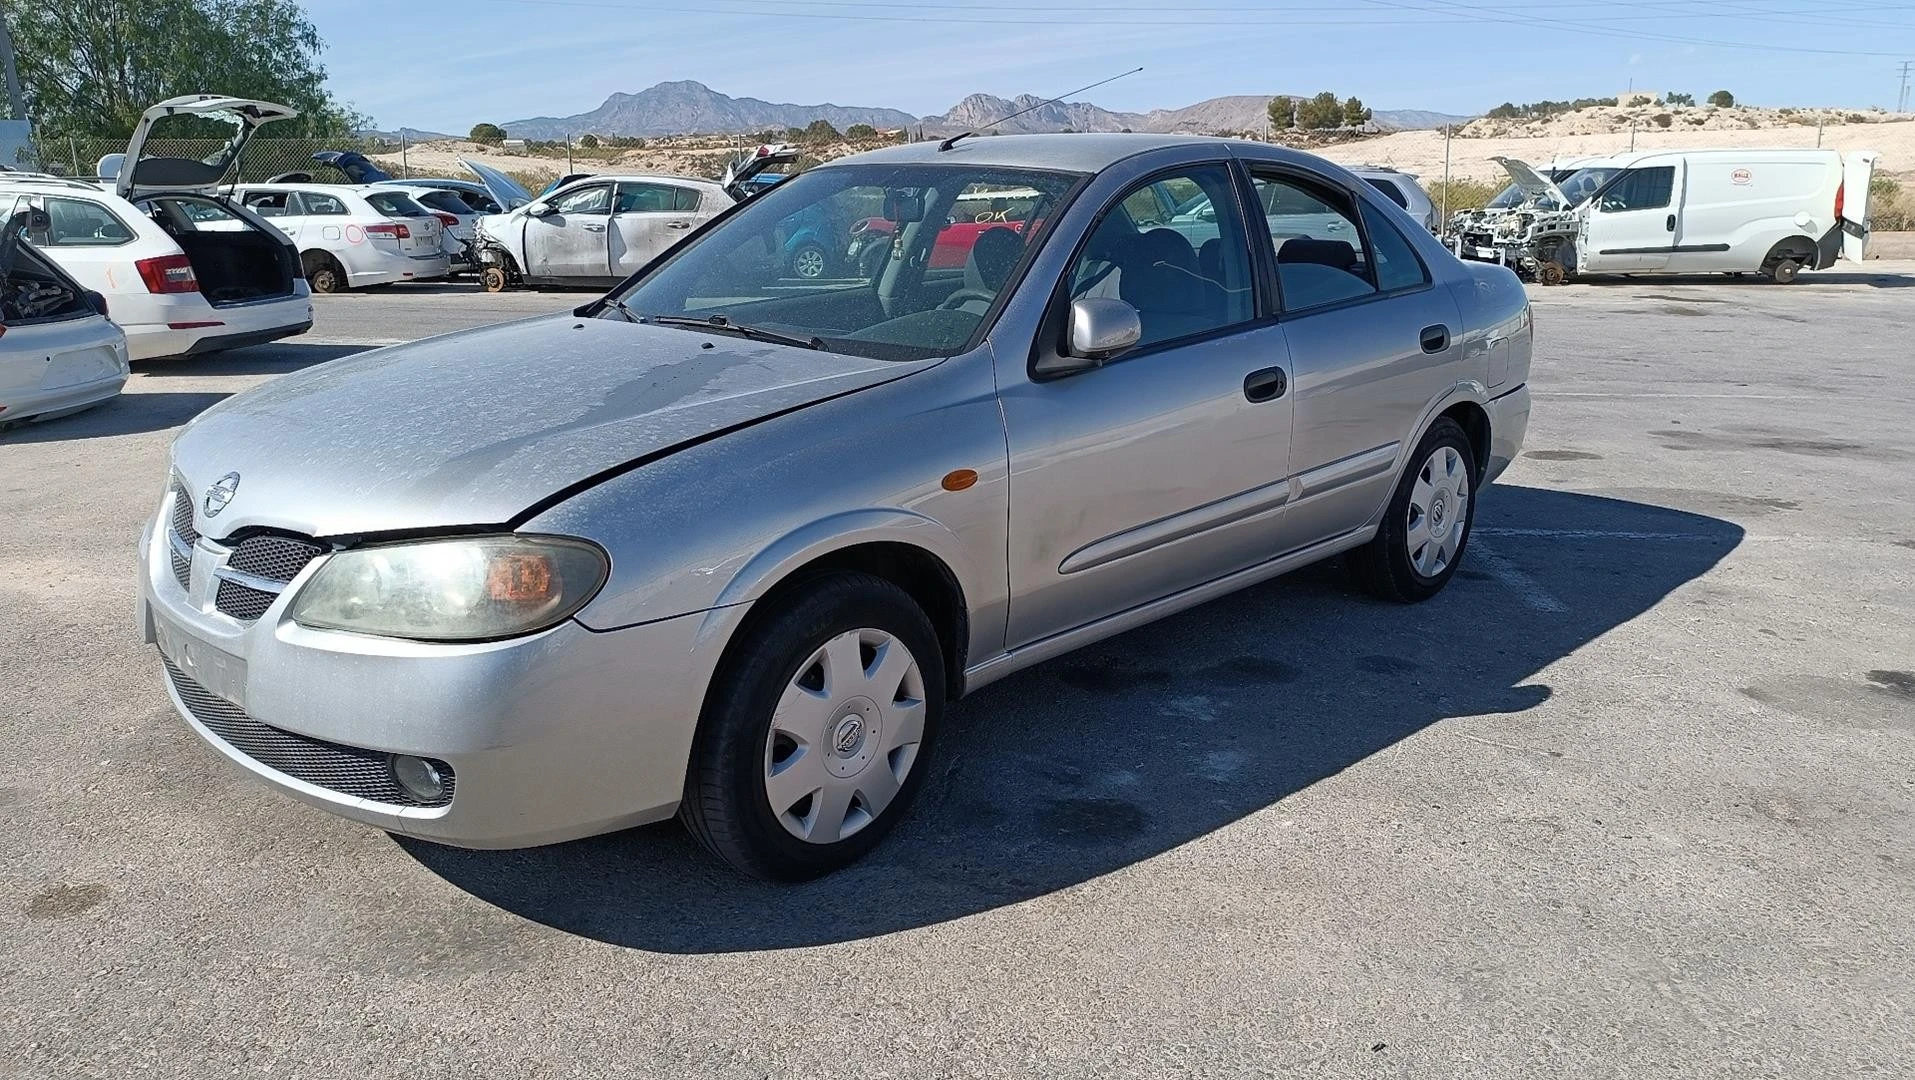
<box><xmin>365</xmin><ymin>191</ymin><xmax>429</xmax><ymax>217</ymax></box>
<box><xmin>1249</xmin><ymin>171</ymin><xmax>1375</xmax><ymax>312</ymax></box>
<box><xmin>38</xmin><ymin>197</ymin><xmax>135</xmax><ymax>246</ymax></box>
<box><xmin>1358</xmin><ymin>200</ymin><xmax>1429</xmax><ymax>293</ymax></box>
<box><xmin>300</xmin><ymin>192</ymin><xmax>349</xmax><ymax>216</ymax></box>
<box><xmin>1599</xmin><ymin>167</ymin><xmax>1675</xmax><ymax>212</ymax></box>
<box><xmin>1363</xmin><ymin>176</ymin><xmax>1410</xmax><ymax>209</ymax></box>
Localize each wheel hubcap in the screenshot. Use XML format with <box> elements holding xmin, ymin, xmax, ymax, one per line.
<box><xmin>1406</xmin><ymin>445</ymin><xmax>1471</xmax><ymax>577</ymax></box>
<box><xmin>764</xmin><ymin>628</ymin><xmax>926</xmax><ymax>844</ymax></box>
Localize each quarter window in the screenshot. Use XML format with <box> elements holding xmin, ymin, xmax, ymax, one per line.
<box><xmin>36</xmin><ymin>197</ymin><xmax>134</xmax><ymax>246</ymax></box>
<box><xmin>1069</xmin><ymin>164</ymin><xmax>1255</xmax><ymax>350</ymax></box>
<box><xmin>1599</xmin><ymin>167</ymin><xmax>1675</xmax><ymax>212</ymax></box>
<box><xmin>549</xmin><ymin>185</ymin><xmax>612</xmax><ymax>215</ymax></box>
<box><xmin>1250</xmin><ymin>172</ymin><xmax>1376</xmax><ymax>312</ymax></box>
<box><xmin>1358</xmin><ymin>200</ymin><xmax>1429</xmax><ymax>293</ymax></box>
<box><xmin>299</xmin><ymin>192</ymin><xmax>349</xmax><ymax>216</ymax></box>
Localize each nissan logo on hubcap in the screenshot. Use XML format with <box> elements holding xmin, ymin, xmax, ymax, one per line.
<box><xmin>833</xmin><ymin>717</ymin><xmax>864</xmax><ymax>755</ymax></box>
<box><xmin>203</xmin><ymin>472</ymin><xmax>240</xmax><ymax>517</ymax></box>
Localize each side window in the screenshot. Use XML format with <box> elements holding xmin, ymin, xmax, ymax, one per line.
<box><xmin>244</xmin><ymin>191</ymin><xmax>291</xmax><ymax>217</ymax></box>
<box><xmin>1251</xmin><ymin>172</ymin><xmax>1376</xmax><ymax>312</ymax></box>
<box><xmin>1357</xmin><ymin>200</ymin><xmax>1429</xmax><ymax>293</ymax></box>
<box><xmin>1119</xmin><ymin>185</ymin><xmax>1169</xmax><ymax>227</ymax></box>
<box><xmin>1068</xmin><ymin>164</ymin><xmax>1255</xmax><ymax>350</ymax></box>
<box><xmin>671</xmin><ymin>186</ymin><xmax>701</xmax><ymax>213</ymax></box>
<box><xmin>614</xmin><ymin>183</ymin><xmax>674</xmax><ymax>213</ymax></box>
<box><xmin>550</xmin><ymin>185</ymin><xmax>611</xmax><ymax>215</ymax></box>
<box><xmin>300</xmin><ymin>192</ymin><xmax>348</xmax><ymax>216</ymax></box>
<box><xmin>1363</xmin><ymin>176</ymin><xmax>1410</xmax><ymax>209</ymax></box>
<box><xmin>39</xmin><ymin>198</ymin><xmax>135</xmax><ymax>246</ymax></box>
<box><xmin>1599</xmin><ymin>167</ymin><xmax>1675</xmax><ymax>212</ymax></box>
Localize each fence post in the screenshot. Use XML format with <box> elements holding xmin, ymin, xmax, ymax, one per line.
<box><xmin>70</xmin><ymin>135</ymin><xmax>79</xmax><ymax>177</ymax></box>
<box><xmin>400</xmin><ymin>130</ymin><xmax>409</xmax><ymax>178</ymax></box>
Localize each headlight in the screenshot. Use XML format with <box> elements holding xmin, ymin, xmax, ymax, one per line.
<box><xmin>289</xmin><ymin>535</ymin><xmax>608</xmax><ymax>642</ymax></box>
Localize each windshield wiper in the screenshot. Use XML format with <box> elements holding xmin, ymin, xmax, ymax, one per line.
<box><xmin>644</xmin><ymin>313</ymin><xmax>824</xmax><ymax>351</ymax></box>
<box><xmin>599</xmin><ymin>294</ymin><xmax>641</xmax><ymax>323</ymax></box>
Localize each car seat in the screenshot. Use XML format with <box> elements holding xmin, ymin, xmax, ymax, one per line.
<box><xmin>949</xmin><ymin>226</ymin><xmax>1025</xmax><ymax>315</ymax></box>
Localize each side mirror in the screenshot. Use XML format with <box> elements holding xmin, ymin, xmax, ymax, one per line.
<box><xmin>1036</xmin><ymin>298</ymin><xmax>1142</xmax><ymax>377</ymax></box>
<box><xmin>528</xmin><ymin>202</ymin><xmax>554</xmax><ymax>217</ymax></box>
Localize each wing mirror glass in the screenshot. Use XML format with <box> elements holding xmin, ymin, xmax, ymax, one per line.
<box><xmin>1036</xmin><ymin>298</ymin><xmax>1142</xmax><ymax>377</ymax></box>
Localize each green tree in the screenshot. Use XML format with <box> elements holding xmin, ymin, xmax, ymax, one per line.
<box><xmin>1708</xmin><ymin>89</ymin><xmax>1736</xmax><ymax>108</ymax></box>
<box><xmin>469</xmin><ymin>122</ymin><xmax>506</xmax><ymax>143</ymax></box>
<box><xmin>801</xmin><ymin>119</ymin><xmax>841</xmax><ymax>143</ymax></box>
<box><xmin>1267</xmin><ymin>95</ymin><xmax>1296</xmax><ymax>131</ymax></box>
<box><xmin>2</xmin><ymin>0</ymin><xmax>362</xmax><ymax>139</ymax></box>
<box><xmin>1295</xmin><ymin>91</ymin><xmax>1345</xmax><ymax>130</ymax></box>
<box><xmin>1665</xmin><ymin>91</ymin><xmax>1695</xmax><ymax>107</ymax></box>
<box><xmin>844</xmin><ymin>123</ymin><xmax>877</xmax><ymax>140</ymax></box>
<box><xmin>1341</xmin><ymin>96</ymin><xmax>1372</xmax><ymax>127</ymax></box>
<box><xmin>576</xmin><ymin>132</ymin><xmax>599</xmax><ymax>148</ymax></box>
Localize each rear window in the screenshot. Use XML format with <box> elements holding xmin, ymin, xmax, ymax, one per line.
<box><xmin>413</xmin><ymin>191</ymin><xmax>472</xmax><ymax>216</ymax></box>
<box><xmin>137</xmin><ymin>195</ymin><xmax>253</xmax><ymax>234</ymax></box>
<box><xmin>365</xmin><ymin>192</ymin><xmax>430</xmax><ymax>217</ymax></box>
<box><xmin>1</xmin><ymin>244</ymin><xmax>91</xmax><ymax>323</ymax></box>
<box><xmin>1363</xmin><ymin>176</ymin><xmax>1410</xmax><ymax>209</ymax></box>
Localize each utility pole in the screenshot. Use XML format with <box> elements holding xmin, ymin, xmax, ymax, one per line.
<box><xmin>1899</xmin><ymin>60</ymin><xmax>1912</xmax><ymax>115</ymax></box>
<box><xmin>0</xmin><ymin>11</ymin><xmax>26</xmax><ymax>122</ymax></box>
<box><xmin>1440</xmin><ymin>125</ymin><xmax>1451</xmax><ymax>229</ymax></box>
<box><xmin>399</xmin><ymin>130</ymin><xmax>409</xmax><ymax>178</ymax></box>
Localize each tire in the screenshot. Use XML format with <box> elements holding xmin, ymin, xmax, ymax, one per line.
<box><xmin>680</xmin><ymin>571</ymin><xmax>945</xmax><ymax>881</ymax></box>
<box><xmin>788</xmin><ymin>242</ymin><xmax>829</xmax><ymax>280</ymax></box>
<box><xmin>302</xmin><ymin>252</ymin><xmax>345</xmax><ymax>294</ymax></box>
<box><xmin>480</xmin><ymin>265</ymin><xmax>510</xmax><ymax>293</ymax></box>
<box><xmin>1770</xmin><ymin>259</ymin><xmax>1800</xmax><ymax>284</ymax></box>
<box><xmin>1349</xmin><ymin>418</ymin><xmax>1478</xmax><ymax>603</ymax></box>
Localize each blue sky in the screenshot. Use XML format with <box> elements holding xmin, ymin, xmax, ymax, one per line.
<box><xmin>307</xmin><ymin>0</ymin><xmax>1915</xmax><ymax>133</ymax></box>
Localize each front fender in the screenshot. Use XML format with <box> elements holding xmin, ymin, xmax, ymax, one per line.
<box><xmin>713</xmin><ymin>508</ymin><xmax>979</xmax><ymax>611</ymax></box>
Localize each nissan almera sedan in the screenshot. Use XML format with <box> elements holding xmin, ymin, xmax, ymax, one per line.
<box><xmin>139</xmin><ymin>134</ymin><xmax>1532</xmax><ymax>881</ymax></box>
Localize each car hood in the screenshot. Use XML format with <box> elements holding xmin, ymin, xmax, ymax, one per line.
<box><xmin>171</xmin><ymin>314</ymin><xmax>936</xmax><ymax>539</ymax></box>
<box><xmin>1491</xmin><ymin>157</ymin><xmax>1570</xmax><ymax>209</ymax></box>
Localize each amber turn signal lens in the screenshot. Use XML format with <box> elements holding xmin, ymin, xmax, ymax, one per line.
<box><xmin>487</xmin><ymin>553</ymin><xmax>557</xmax><ymax>603</ymax></box>
<box><xmin>941</xmin><ymin>469</ymin><xmax>979</xmax><ymax>492</ymax></box>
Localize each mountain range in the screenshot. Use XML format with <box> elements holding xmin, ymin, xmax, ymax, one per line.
<box><xmin>500</xmin><ymin>80</ymin><xmax>1472</xmax><ymax>140</ymax></box>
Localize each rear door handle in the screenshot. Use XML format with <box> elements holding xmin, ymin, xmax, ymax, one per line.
<box><xmin>1419</xmin><ymin>324</ymin><xmax>1449</xmax><ymax>354</ymax></box>
<box><xmin>582</xmin><ymin>223</ymin><xmax>607</xmax><ymax>233</ymax></box>
<box><xmin>1243</xmin><ymin>366</ymin><xmax>1286</xmax><ymax>403</ymax></box>
<box><xmin>1666</xmin><ymin>213</ymin><xmax>1677</xmax><ymax>232</ymax></box>
<box><xmin>666</xmin><ymin>220</ymin><xmax>692</xmax><ymax>230</ymax></box>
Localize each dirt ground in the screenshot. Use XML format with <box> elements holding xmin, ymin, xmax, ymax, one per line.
<box><xmin>1866</xmin><ymin>231</ymin><xmax>1915</xmax><ymax>259</ymax></box>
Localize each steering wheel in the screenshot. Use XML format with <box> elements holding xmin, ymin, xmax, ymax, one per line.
<box><xmin>937</xmin><ymin>288</ymin><xmax>996</xmax><ymax>311</ymax></box>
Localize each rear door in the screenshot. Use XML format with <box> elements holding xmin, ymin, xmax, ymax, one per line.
<box><xmin>526</xmin><ymin>182</ymin><xmax>612</xmax><ymax>279</ymax></box>
<box><xmin>1579</xmin><ymin>163</ymin><xmax>1683</xmax><ymax>271</ymax></box>
<box><xmin>241</xmin><ymin>190</ymin><xmax>305</xmax><ymax>243</ymax></box>
<box><xmin>1842</xmin><ymin>152</ymin><xmax>1877</xmax><ymax>262</ymax></box>
<box><xmin>609</xmin><ymin>181</ymin><xmax>697</xmax><ymax>275</ymax></box>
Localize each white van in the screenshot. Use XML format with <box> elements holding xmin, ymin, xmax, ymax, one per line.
<box><xmin>1566</xmin><ymin>148</ymin><xmax>1876</xmax><ymax>281</ymax></box>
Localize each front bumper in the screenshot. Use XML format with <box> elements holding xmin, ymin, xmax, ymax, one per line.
<box><xmin>1483</xmin><ymin>382</ymin><xmax>1531</xmax><ymax>485</ymax></box>
<box><xmin>136</xmin><ymin>504</ymin><xmax>744</xmax><ymax>848</ymax></box>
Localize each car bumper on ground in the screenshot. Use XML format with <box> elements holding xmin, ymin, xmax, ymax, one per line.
<box><xmin>348</xmin><ymin>250</ymin><xmax>452</xmax><ymax>287</ymax></box>
<box><xmin>135</xmin><ymin>504</ymin><xmax>742</xmax><ymax>848</ymax></box>
<box><xmin>1483</xmin><ymin>382</ymin><xmax>1530</xmax><ymax>484</ymax></box>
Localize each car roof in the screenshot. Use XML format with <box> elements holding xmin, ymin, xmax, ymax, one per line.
<box><xmin>0</xmin><ymin>174</ymin><xmax>111</xmax><ymax>194</ymax></box>
<box><xmin>825</xmin><ymin>132</ymin><xmax>1323</xmax><ymax>174</ymax></box>
<box><xmin>554</xmin><ymin>174</ymin><xmax>721</xmax><ymax>187</ymax></box>
<box><xmin>235</xmin><ymin>182</ymin><xmax>378</xmax><ymax>192</ymax></box>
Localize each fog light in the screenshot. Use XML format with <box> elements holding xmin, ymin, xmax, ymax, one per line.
<box><xmin>390</xmin><ymin>755</ymin><xmax>446</xmax><ymax>802</ymax></box>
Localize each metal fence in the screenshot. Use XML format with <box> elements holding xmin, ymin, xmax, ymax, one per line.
<box><xmin>27</xmin><ymin>137</ymin><xmax>398</xmax><ymax>182</ymax></box>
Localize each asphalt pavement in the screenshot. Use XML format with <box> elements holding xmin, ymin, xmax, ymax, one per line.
<box><xmin>3</xmin><ymin>267</ymin><xmax>1913</xmax><ymax>1078</ymax></box>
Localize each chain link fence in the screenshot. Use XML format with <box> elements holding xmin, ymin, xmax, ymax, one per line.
<box><xmin>27</xmin><ymin>137</ymin><xmax>400</xmax><ymax>182</ymax></box>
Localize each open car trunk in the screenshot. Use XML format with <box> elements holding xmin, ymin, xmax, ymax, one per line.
<box><xmin>139</xmin><ymin>194</ymin><xmax>298</xmax><ymax>306</ymax></box>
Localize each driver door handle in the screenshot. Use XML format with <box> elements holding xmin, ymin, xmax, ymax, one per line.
<box><xmin>1243</xmin><ymin>367</ymin><xmax>1286</xmax><ymax>403</ymax></box>
<box><xmin>1665</xmin><ymin>213</ymin><xmax>1677</xmax><ymax>232</ymax></box>
<box><xmin>582</xmin><ymin>223</ymin><xmax>607</xmax><ymax>233</ymax></box>
<box><xmin>666</xmin><ymin>220</ymin><xmax>692</xmax><ymax>230</ymax></box>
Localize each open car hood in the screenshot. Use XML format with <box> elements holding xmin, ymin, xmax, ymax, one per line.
<box><xmin>460</xmin><ymin>158</ymin><xmax>533</xmax><ymax>211</ymax></box>
<box><xmin>107</xmin><ymin>95</ymin><xmax>298</xmax><ymax>199</ymax></box>
<box><xmin>720</xmin><ymin>143</ymin><xmax>800</xmax><ymax>201</ymax></box>
<box><xmin>1491</xmin><ymin>156</ymin><xmax>1570</xmax><ymax>209</ymax></box>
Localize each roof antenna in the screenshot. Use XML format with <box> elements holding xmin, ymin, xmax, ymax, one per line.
<box><xmin>939</xmin><ymin>67</ymin><xmax>1143</xmax><ymax>152</ymax></box>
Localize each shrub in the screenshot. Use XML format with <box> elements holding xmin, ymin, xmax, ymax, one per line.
<box><xmin>844</xmin><ymin>123</ymin><xmax>877</xmax><ymax>140</ymax></box>
<box><xmin>469</xmin><ymin>122</ymin><xmax>506</xmax><ymax>144</ymax></box>
<box><xmin>1423</xmin><ymin>178</ymin><xmax>1503</xmax><ymax>228</ymax></box>
<box><xmin>1707</xmin><ymin>90</ymin><xmax>1735</xmax><ymax>108</ymax></box>
<box><xmin>577</xmin><ymin>133</ymin><xmax>598</xmax><ymax>149</ymax></box>
<box><xmin>801</xmin><ymin>119</ymin><xmax>841</xmax><ymax>143</ymax></box>
<box><xmin>1652</xmin><ymin>113</ymin><xmax>1673</xmax><ymax>128</ymax></box>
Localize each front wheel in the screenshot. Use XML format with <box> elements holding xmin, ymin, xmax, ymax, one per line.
<box><xmin>1349</xmin><ymin>418</ymin><xmax>1477</xmax><ymax>603</ymax></box>
<box><xmin>480</xmin><ymin>265</ymin><xmax>511</xmax><ymax>293</ymax></box>
<box><xmin>680</xmin><ymin>572</ymin><xmax>944</xmax><ymax>881</ymax></box>
<box><xmin>1769</xmin><ymin>259</ymin><xmax>1801</xmax><ymax>284</ymax></box>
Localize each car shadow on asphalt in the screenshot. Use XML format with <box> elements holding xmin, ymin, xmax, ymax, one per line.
<box><xmin>1</xmin><ymin>344</ymin><xmax>376</xmax><ymax>443</ymax></box>
<box><xmin>400</xmin><ymin>486</ymin><xmax>1742</xmax><ymax>953</ymax></box>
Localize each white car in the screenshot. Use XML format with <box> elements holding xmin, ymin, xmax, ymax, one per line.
<box><xmin>15</xmin><ymin>96</ymin><xmax>313</xmax><ymax>362</ymax></box>
<box><xmin>470</xmin><ymin>146</ymin><xmax>795</xmax><ymax>291</ymax></box>
<box><xmin>378</xmin><ymin>184</ymin><xmax>487</xmax><ymax>271</ymax></box>
<box><xmin>232</xmin><ymin>184</ymin><xmax>450</xmax><ymax>292</ymax></box>
<box><xmin>0</xmin><ymin>212</ymin><xmax>129</xmax><ymax>426</ymax></box>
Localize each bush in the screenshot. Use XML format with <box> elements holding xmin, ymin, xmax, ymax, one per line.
<box><xmin>1870</xmin><ymin>176</ymin><xmax>1913</xmax><ymax>230</ymax></box>
<box><xmin>1423</xmin><ymin>178</ymin><xmax>1503</xmax><ymax>228</ymax></box>
<box><xmin>1707</xmin><ymin>90</ymin><xmax>1735</xmax><ymax>108</ymax></box>
<box><xmin>801</xmin><ymin>119</ymin><xmax>841</xmax><ymax>143</ymax></box>
<box><xmin>577</xmin><ymin>133</ymin><xmax>598</xmax><ymax>149</ymax></box>
<box><xmin>469</xmin><ymin>122</ymin><xmax>506</xmax><ymax>144</ymax></box>
<box><xmin>844</xmin><ymin>123</ymin><xmax>877</xmax><ymax>140</ymax></box>
<box><xmin>1652</xmin><ymin>113</ymin><xmax>1673</xmax><ymax>128</ymax></box>
<box><xmin>1485</xmin><ymin>97</ymin><xmax>1617</xmax><ymax>120</ymax></box>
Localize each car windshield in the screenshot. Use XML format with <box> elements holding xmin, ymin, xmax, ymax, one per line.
<box><xmin>1554</xmin><ymin>167</ymin><xmax>1620</xmax><ymax>207</ymax></box>
<box><xmin>608</xmin><ymin>162</ymin><xmax>1082</xmax><ymax>362</ymax></box>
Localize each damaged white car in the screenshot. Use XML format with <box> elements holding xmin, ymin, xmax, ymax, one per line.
<box><xmin>469</xmin><ymin>145</ymin><xmax>797</xmax><ymax>291</ymax></box>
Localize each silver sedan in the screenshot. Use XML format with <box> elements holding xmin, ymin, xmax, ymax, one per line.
<box><xmin>138</xmin><ymin>134</ymin><xmax>1532</xmax><ymax>880</ymax></box>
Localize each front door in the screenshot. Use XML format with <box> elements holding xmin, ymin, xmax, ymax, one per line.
<box><xmin>609</xmin><ymin>181</ymin><xmax>698</xmax><ymax>276</ymax></box>
<box><xmin>998</xmin><ymin>162</ymin><xmax>1295</xmax><ymax>648</ymax></box>
<box><xmin>1580</xmin><ymin>163</ymin><xmax>1683</xmax><ymax>272</ymax></box>
<box><xmin>527</xmin><ymin>182</ymin><xmax>612</xmax><ymax>279</ymax></box>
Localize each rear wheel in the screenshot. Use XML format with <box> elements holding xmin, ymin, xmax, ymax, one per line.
<box><xmin>480</xmin><ymin>265</ymin><xmax>511</xmax><ymax>293</ymax></box>
<box><xmin>302</xmin><ymin>251</ymin><xmax>345</xmax><ymax>294</ymax></box>
<box><xmin>1769</xmin><ymin>259</ymin><xmax>1801</xmax><ymax>284</ymax></box>
<box><xmin>680</xmin><ymin>572</ymin><xmax>944</xmax><ymax>881</ymax></box>
<box><xmin>1350</xmin><ymin>418</ymin><xmax>1477</xmax><ymax>603</ymax></box>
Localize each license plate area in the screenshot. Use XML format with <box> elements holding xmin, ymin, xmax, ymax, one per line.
<box><xmin>154</xmin><ymin>612</ymin><xmax>247</xmax><ymax>708</ymax></box>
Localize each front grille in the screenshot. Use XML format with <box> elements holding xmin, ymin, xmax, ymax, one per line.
<box><xmin>170</xmin><ymin>483</ymin><xmax>199</xmax><ymax>545</ymax></box>
<box><xmin>214</xmin><ymin>580</ymin><xmax>276</xmax><ymax>621</ymax></box>
<box><xmin>164</xmin><ymin>658</ymin><xmax>455</xmax><ymax>808</ymax></box>
<box><xmin>169</xmin><ymin>545</ymin><xmax>193</xmax><ymax>591</ymax></box>
<box><xmin>167</xmin><ymin>483</ymin><xmax>197</xmax><ymax>590</ymax></box>
<box><xmin>227</xmin><ymin>534</ymin><xmax>326</xmax><ymax>581</ymax></box>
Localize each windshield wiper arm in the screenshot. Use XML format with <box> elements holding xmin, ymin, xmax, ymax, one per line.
<box><xmin>599</xmin><ymin>294</ymin><xmax>641</xmax><ymax>323</ymax></box>
<box><xmin>645</xmin><ymin>313</ymin><xmax>824</xmax><ymax>350</ymax></box>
